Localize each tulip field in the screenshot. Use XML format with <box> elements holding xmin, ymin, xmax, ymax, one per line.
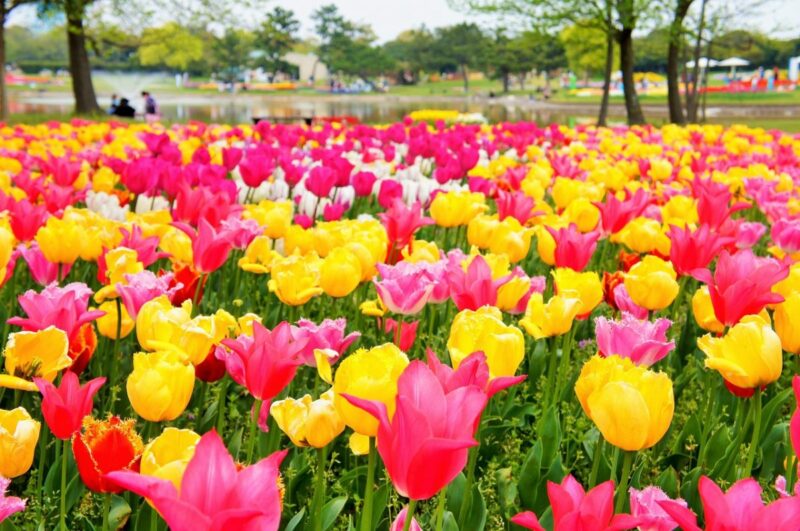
<box><xmin>2</xmin><ymin>118</ymin><xmax>800</xmax><ymax>531</ymax></box>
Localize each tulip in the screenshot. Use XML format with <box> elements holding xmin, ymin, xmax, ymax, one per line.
<box><xmin>8</xmin><ymin>282</ymin><xmax>105</xmax><ymax>341</ymax></box>
<box><xmin>373</xmin><ymin>262</ymin><xmax>434</xmax><ymax>315</ymax></box>
<box><xmin>692</xmin><ymin>249</ymin><xmax>789</xmax><ymax>327</ymax></box>
<box><xmin>96</xmin><ymin>300</ymin><xmax>135</xmax><ymax>339</ymax></box>
<box><xmin>426</xmin><ymin>350</ymin><xmax>525</xmax><ymax>401</ymax></box>
<box><xmin>629</xmin><ymin>486</ymin><xmax>686</xmax><ymax>531</ymax></box>
<box><xmin>446</xmin><ymin>254</ymin><xmax>503</xmax><ymax>311</ymax></box>
<box><xmin>545</xmin><ymin>224</ymin><xmax>600</xmax><ymax>271</ymax></box>
<box><xmin>0</xmin><ymin>407</ymin><xmax>40</xmax><ymax>478</ymax></box>
<box><xmin>667</xmin><ymin>224</ymin><xmax>734</xmax><ymax>277</ymax></box>
<box><xmin>127</xmin><ymin>349</ymin><xmax>195</xmax><ymax>422</ymax></box>
<box><xmin>94</xmin><ymin>247</ymin><xmax>145</xmax><ymax>303</ymax></box>
<box><xmin>488</xmin><ymin>216</ymin><xmax>534</xmax><ymax>263</ymax></box>
<box><xmin>73</xmin><ymin>416</ymin><xmax>143</xmax><ymax>493</ymax></box>
<box><xmin>771</xmin><ymin>218</ymin><xmax>800</xmax><ymax>254</ymax></box>
<box><xmin>320</xmin><ymin>247</ymin><xmax>362</xmax><ymax>297</ymax></box>
<box><xmin>0</xmin><ymin>327</ymin><xmax>71</xmax><ymax>392</ymax></box>
<box><xmin>774</xmin><ymin>291</ymin><xmax>800</xmax><ymax>354</ymax></box>
<box><xmin>333</xmin><ymin>343</ymin><xmax>409</xmax><ymax>437</ymax></box>
<box><xmin>0</xmin><ymin>476</ymin><xmax>26</xmax><ymax>523</ymax></box>
<box><xmin>510</xmin><ymin>475</ymin><xmax>639</xmax><ymax>531</ymax></box>
<box><xmin>698</xmin><ymin>315</ymin><xmax>782</xmax><ymax>390</ymax></box>
<box><xmin>117</xmin><ymin>270</ymin><xmax>180</xmax><ymax>319</ymax></box>
<box><xmin>19</xmin><ymin>242</ymin><xmax>71</xmax><ymax>286</ymax></box>
<box><xmin>658</xmin><ymin>476</ymin><xmax>800</xmax><ymax>531</ymax></box>
<box><xmin>575</xmin><ymin>355</ymin><xmax>674</xmax><ymax>451</ymax></box>
<box><xmin>343</xmin><ymin>361</ymin><xmax>487</xmax><ymax>500</ymax></box>
<box><xmin>429</xmin><ymin>190</ymin><xmax>486</xmax><ymax>227</ymax></box>
<box><xmin>448</xmin><ymin>306</ymin><xmax>525</xmax><ymax>379</ymax></box>
<box><xmin>519</xmin><ymin>293</ymin><xmax>581</xmax><ymax>339</ymax></box>
<box><xmin>390</xmin><ymin>507</ymin><xmax>422</xmax><ymax>531</ymax></box>
<box><xmin>384</xmin><ymin>318</ymin><xmax>418</xmax><ymax>351</ymax></box>
<box><xmin>291</xmin><ymin>317</ymin><xmax>360</xmax><ymax>367</ymax></box>
<box><xmin>378</xmin><ymin>199</ymin><xmax>433</xmax><ymax>260</ymax></box>
<box><xmin>34</xmin><ymin>371</ymin><xmax>105</xmax><ymax>440</ymax></box>
<box><xmin>594</xmin><ymin>188</ymin><xmax>649</xmax><ymax>235</ymax></box>
<box><xmin>140</xmin><ymin>428</ymin><xmax>200</xmax><ymax>492</ymax></box>
<box><xmin>173</xmin><ymin>219</ymin><xmax>234</xmax><ymax>274</ymax></box>
<box><xmin>692</xmin><ymin>286</ymin><xmax>725</xmax><ymax>334</ymax></box>
<box><xmin>34</xmin><ymin>216</ymin><xmax>85</xmax><ymax>266</ymax></box>
<box><xmin>268</xmin><ymin>253</ymin><xmax>324</xmax><ymax>306</ymax></box>
<box><xmin>612</xmin><ymin>217</ymin><xmax>670</xmax><ymax>256</ymax></box>
<box><xmin>552</xmin><ymin>268</ymin><xmax>603</xmax><ymax>318</ymax></box>
<box><xmin>271</xmin><ymin>389</ymin><xmax>344</xmax><ymax>448</ymax></box>
<box><xmin>624</xmin><ymin>255</ymin><xmax>679</xmax><ymax>311</ymax></box>
<box><xmin>107</xmin><ymin>431</ymin><xmax>286</xmax><ymax>531</ymax></box>
<box><xmin>8</xmin><ymin>198</ymin><xmax>48</xmax><ymax>242</ymax></box>
<box><xmin>595</xmin><ymin>313</ymin><xmax>674</xmax><ymax>367</ymax></box>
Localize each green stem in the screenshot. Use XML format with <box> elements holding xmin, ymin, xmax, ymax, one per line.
<box><xmin>107</xmin><ymin>297</ymin><xmax>122</xmax><ymax>412</ymax></box>
<box><xmin>215</xmin><ymin>377</ymin><xmax>230</xmax><ymax>434</ymax></box>
<box><xmin>588</xmin><ymin>438</ymin><xmax>604</xmax><ymax>488</ymax></box>
<box><xmin>744</xmin><ymin>388</ymin><xmax>762</xmax><ymax>477</ymax></box>
<box><xmin>457</xmin><ymin>443</ymin><xmax>479</xmax><ymax>528</ymax></box>
<box><xmin>615</xmin><ymin>451</ymin><xmax>635</xmax><ymax>514</ymax></box>
<box><xmin>403</xmin><ymin>499</ymin><xmax>418</xmax><ymax>531</ymax></box>
<box><xmin>545</xmin><ymin>335</ymin><xmax>559</xmax><ymax>406</ymax></box>
<box><xmin>311</xmin><ymin>446</ymin><xmax>328</xmax><ymax>531</ymax></box>
<box><xmin>555</xmin><ymin>325</ymin><xmax>576</xmax><ymax>403</ymax></box>
<box><xmin>60</xmin><ymin>439</ymin><xmax>68</xmax><ymax>531</ymax></box>
<box><xmin>102</xmin><ymin>492</ymin><xmax>111</xmax><ymax>531</ymax></box>
<box><xmin>434</xmin><ymin>487</ymin><xmax>447</xmax><ymax>531</ymax></box>
<box><xmin>37</xmin><ymin>425</ymin><xmax>49</xmax><ymax>520</ymax></box>
<box><xmin>246</xmin><ymin>399</ymin><xmax>262</xmax><ymax>463</ymax></box>
<box><xmin>360</xmin><ymin>437</ymin><xmax>377</xmax><ymax>531</ymax></box>
<box><xmin>191</xmin><ymin>273</ymin><xmax>206</xmax><ymax>316</ymax></box>
<box><xmin>150</xmin><ymin>503</ymin><xmax>158</xmax><ymax>531</ymax></box>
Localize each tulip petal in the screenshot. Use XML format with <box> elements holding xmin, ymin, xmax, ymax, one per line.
<box><xmin>179</xmin><ymin>431</ymin><xmax>237</xmax><ymax>515</ymax></box>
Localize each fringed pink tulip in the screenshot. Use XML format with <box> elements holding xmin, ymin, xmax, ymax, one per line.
<box><xmin>629</xmin><ymin>486</ymin><xmax>686</xmax><ymax>531</ymax></box>
<box><xmin>0</xmin><ymin>477</ymin><xmax>26</xmax><ymax>523</ymax></box>
<box><xmin>374</xmin><ymin>263</ymin><xmax>434</xmax><ymax>315</ymax></box>
<box><xmin>595</xmin><ymin>313</ymin><xmax>674</xmax><ymax>366</ymax></box>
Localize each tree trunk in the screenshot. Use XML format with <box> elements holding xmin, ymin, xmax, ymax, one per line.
<box><xmin>461</xmin><ymin>64</ymin><xmax>469</xmax><ymax>93</ymax></box>
<box><xmin>597</xmin><ymin>22</ymin><xmax>614</xmax><ymax>126</ymax></box>
<box><xmin>687</xmin><ymin>0</ymin><xmax>707</xmax><ymax>122</ymax></box>
<box><xmin>617</xmin><ymin>27</ymin><xmax>645</xmax><ymax>125</ymax></box>
<box><xmin>502</xmin><ymin>71</ymin><xmax>509</xmax><ymax>93</ymax></box>
<box><xmin>519</xmin><ymin>73</ymin><xmax>525</xmax><ymax>91</ymax></box>
<box><xmin>667</xmin><ymin>0</ymin><xmax>693</xmax><ymax>124</ymax></box>
<box><xmin>0</xmin><ymin>4</ymin><xmax>7</xmax><ymax>121</ymax></box>
<box><xmin>66</xmin><ymin>2</ymin><xmax>99</xmax><ymax>115</ymax></box>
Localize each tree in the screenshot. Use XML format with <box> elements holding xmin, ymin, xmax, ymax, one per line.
<box><xmin>62</xmin><ymin>0</ymin><xmax>100</xmax><ymax>114</ymax></box>
<box><xmin>432</xmin><ymin>23</ymin><xmax>488</xmax><ymax>92</ymax></box>
<box><xmin>666</xmin><ymin>0</ymin><xmax>694</xmax><ymax>124</ymax></box>
<box><xmin>138</xmin><ymin>22</ymin><xmax>204</xmax><ymax>72</ymax></box>
<box><xmin>383</xmin><ymin>27</ymin><xmax>437</xmax><ymax>83</ymax></box>
<box><xmin>0</xmin><ymin>0</ymin><xmax>38</xmax><ymax>119</ymax></box>
<box><xmin>210</xmin><ymin>28</ymin><xmax>255</xmax><ymax>84</ymax></box>
<box><xmin>488</xmin><ymin>30</ymin><xmax>538</xmax><ymax>92</ymax></box>
<box><xmin>253</xmin><ymin>7</ymin><xmax>300</xmax><ymax>79</ymax></box>
<box><xmin>560</xmin><ymin>23</ymin><xmax>616</xmax><ymax>81</ymax></box>
<box><xmin>312</xmin><ymin>3</ymin><xmax>353</xmax><ymax>71</ymax></box>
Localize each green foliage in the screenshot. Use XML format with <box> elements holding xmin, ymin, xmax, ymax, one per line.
<box><xmin>253</xmin><ymin>7</ymin><xmax>300</xmax><ymax>77</ymax></box>
<box><xmin>138</xmin><ymin>22</ymin><xmax>204</xmax><ymax>72</ymax></box>
<box><xmin>560</xmin><ymin>24</ymin><xmax>615</xmax><ymax>77</ymax></box>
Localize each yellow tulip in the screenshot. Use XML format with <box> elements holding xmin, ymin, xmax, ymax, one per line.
<box><xmin>0</xmin><ymin>226</ymin><xmax>13</xmax><ymax>286</ymax></box>
<box><xmin>520</xmin><ymin>293</ymin><xmax>581</xmax><ymax>339</ymax></box>
<box><xmin>661</xmin><ymin>195</ymin><xmax>698</xmax><ymax>228</ymax></box>
<box><xmin>562</xmin><ymin>197</ymin><xmax>600</xmax><ymax>232</ymax></box>
<box><xmin>624</xmin><ymin>255</ymin><xmax>679</xmax><ymax>311</ymax></box>
<box><xmin>283</xmin><ymin>225</ymin><xmax>316</xmax><ymax>256</ymax></box>
<box><xmin>1</xmin><ymin>327</ymin><xmax>71</xmax><ymax>391</ymax></box>
<box><xmin>488</xmin><ymin>217</ymin><xmax>534</xmax><ymax>263</ymax></box>
<box><xmin>35</xmin><ymin>216</ymin><xmax>85</xmax><ymax>264</ymax></box>
<box><xmin>774</xmin><ymin>292</ymin><xmax>800</xmax><ymax>354</ymax></box>
<box><xmin>447</xmin><ymin>306</ymin><xmax>525</xmax><ymax>378</ymax></box>
<box><xmin>96</xmin><ymin>301</ymin><xmax>136</xmax><ymax>339</ymax></box>
<box><xmin>0</xmin><ymin>407</ymin><xmax>40</xmax><ymax>478</ymax></box>
<box><xmin>698</xmin><ymin>315</ymin><xmax>783</xmax><ymax>389</ymax></box>
<box><xmin>244</xmin><ymin>200</ymin><xmax>293</xmax><ymax>240</ymax></box>
<box><xmin>94</xmin><ymin>247</ymin><xmax>144</xmax><ymax>302</ymax></box>
<box><xmin>136</xmin><ymin>296</ymin><xmax>192</xmax><ymax>350</ymax></box>
<box><xmin>159</xmin><ymin>227</ymin><xmax>194</xmax><ymax>267</ymax></box>
<box><xmin>127</xmin><ymin>350</ymin><xmax>195</xmax><ymax>422</ymax></box>
<box><xmin>467</xmin><ymin>214</ymin><xmax>500</xmax><ymax>249</ymax></box>
<box><xmin>552</xmin><ymin>268</ymin><xmax>603</xmax><ymax>317</ymax></box>
<box><xmin>320</xmin><ymin>247</ymin><xmax>362</xmax><ymax>298</ymax></box>
<box><xmin>402</xmin><ymin>240</ymin><xmax>441</xmax><ymax>264</ymax></box>
<box><xmin>140</xmin><ymin>428</ymin><xmax>200</xmax><ymax>491</ymax></box>
<box><xmin>268</xmin><ymin>253</ymin><xmax>324</xmax><ymax>306</ymax></box>
<box><xmin>429</xmin><ymin>191</ymin><xmax>487</xmax><ymax>227</ymax></box>
<box><xmin>333</xmin><ymin>344</ymin><xmax>408</xmax><ymax>437</ymax></box>
<box><xmin>535</xmin><ymin>225</ymin><xmax>556</xmax><ymax>266</ymax></box>
<box><xmin>496</xmin><ymin>275</ymin><xmax>532</xmax><ymax>312</ymax></box>
<box><xmin>773</xmin><ymin>263</ymin><xmax>800</xmax><ymax>300</ymax></box>
<box><xmin>612</xmin><ymin>217</ymin><xmax>670</xmax><ymax>256</ymax></box>
<box><xmin>271</xmin><ymin>389</ymin><xmax>345</xmax><ymax>448</ymax></box>
<box><xmin>691</xmin><ymin>286</ymin><xmax>724</xmax><ymax>334</ymax></box>
<box><xmin>575</xmin><ymin>355</ymin><xmax>673</xmax><ymax>451</ymax></box>
<box><xmin>239</xmin><ymin>236</ymin><xmax>279</xmax><ymax>275</ymax></box>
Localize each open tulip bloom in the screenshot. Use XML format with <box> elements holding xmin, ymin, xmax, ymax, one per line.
<box><xmin>3</xmin><ymin>118</ymin><xmax>800</xmax><ymax>530</ymax></box>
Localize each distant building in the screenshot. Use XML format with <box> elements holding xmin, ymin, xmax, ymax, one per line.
<box><xmin>284</xmin><ymin>52</ymin><xmax>328</xmax><ymax>83</ymax></box>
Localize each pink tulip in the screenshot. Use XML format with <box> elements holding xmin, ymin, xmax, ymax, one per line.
<box><xmin>305</xmin><ymin>166</ymin><xmax>337</xmax><ymax>198</ymax></box>
<box><xmin>322</xmin><ymin>201</ymin><xmax>349</xmax><ymax>221</ymax></box>
<box><xmin>0</xmin><ymin>477</ymin><xmax>25</xmax><ymax>523</ymax></box>
<box><xmin>239</xmin><ymin>154</ymin><xmax>274</xmax><ymax>188</ymax></box>
<box><xmin>735</xmin><ymin>221</ymin><xmax>767</xmax><ymax>249</ymax></box>
<box><xmin>8</xmin><ymin>198</ymin><xmax>48</xmax><ymax>242</ymax></box>
<box><xmin>496</xmin><ymin>190</ymin><xmax>537</xmax><ymax>224</ymax></box>
<box><xmin>378</xmin><ymin>180</ymin><xmax>404</xmax><ymax>209</ymax></box>
<box><xmin>173</xmin><ymin>183</ymin><xmax>241</xmax><ymax>228</ymax></box>
<box><xmin>414</xmin><ymin>260</ymin><xmax>450</xmax><ymax>304</ymax></box>
<box><xmin>658</xmin><ymin>476</ymin><xmax>800</xmax><ymax>531</ymax></box>
<box><xmin>546</xmin><ymin>224</ymin><xmax>600</xmax><ymax>271</ymax></box>
<box><xmin>19</xmin><ymin>243</ymin><xmax>72</xmax><ymax>285</ymax></box>
<box><xmin>173</xmin><ymin>219</ymin><xmax>234</xmax><ymax>274</ymax></box>
<box><xmin>771</xmin><ymin>218</ymin><xmax>800</xmax><ymax>254</ymax></box>
<box><xmin>378</xmin><ymin>199</ymin><xmax>433</xmax><ymax>259</ymax></box>
<box><xmin>667</xmin><ymin>224</ymin><xmax>734</xmax><ymax>277</ymax></box>
<box><xmin>390</xmin><ymin>506</ymin><xmax>422</xmax><ymax>531</ymax></box>
<box><xmin>511</xmin><ymin>475</ymin><xmax>638</xmax><ymax>531</ymax></box>
<box><xmin>611</xmin><ymin>283</ymin><xmax>649</xmax><ymax>319</ymax></box>
<box><xmin>384</xmin><ymin>318</ymin><xmax>418</xmax><ymax>351</ymax></box>
<box><xmin>351</xmin><ymin>171</ymin><xmax>377</xmax><ymax>197</ymax></box>
<box><xmin>8</xmin><ymin>282</ymin><xmax>104</xmax><ymax>341</ymax></box>
<box><xmin>219</xmin><ymin>321</ymin><xmax>307</xmax><ymax>429</ymax></box>
<box><xmin>629</xmin><ymin>486</ymin><xmax>686</xmax><ymax>531</ymax></box>
<box><xmin>594</xmin><ymin>188</ymin><xmax>649</xmax><ymax>235</ymax></box>
<box><xmin>33</xmin><ymin>372</ymin><xmax>105</xmax><ymax>440</ymax></box>
<box><xmin>374</xmin><ymin>262</ymin><xmax>434</xmax><ymax>315</ymax></box>
<box><xmin>343</xmin><ymin>361</ymin><xmax>487</xmax><ymax>500</ymax></box>
<box><xmin>447</xmin><ymin>255</ymin><xmax>503</xmax><ymax>311</ymax></box>
<box><xmin>291</xmin><ymin>318</ymin><xmax>360</xmax><ymax>366</ymax></box>
<box><xmin>117</xmin><ymin>271</ymin><xmax>181</xmax><ymax>319</ymax></box>
<box><xmin>222</xmin><ymin>146</ymin><xmax>243</xmax><ymax>171</ymax></box>
<box><xmin>219</xmin><ymin>217</ymin><xmax>262</xmax><ymax>250</ymax></box>
<box><xmin>107</xmin><ymin>431</ymin><xmax>286</xmax><ymax>531</ymax></box>
<box><xmin>693</xmin><ymin>178</ymin><xmax>749</xmax><ymax>232</ymax></box>
<box><xmin>595</xmin><ymin>313</ymin><xmax>674</xmax><ymax>367</ymax></box>
<box><xmin>692</xmin><ymin>249</ymin><xmax>789</xmax><ymax>327</ymax></box>
<box><xmin>426</xmin><ymin>350</ymin><xmax>525</xmax><ymax>401</ymax></box>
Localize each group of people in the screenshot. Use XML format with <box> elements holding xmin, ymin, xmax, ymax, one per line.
<box><xmin>108</xmin><ymin>91</ymin><xmax>159</xmax><ymax>122</ymax></box>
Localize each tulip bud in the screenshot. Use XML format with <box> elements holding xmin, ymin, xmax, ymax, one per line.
<box><xmin>127</xmin><ymin>350</ymin><xmax>195</xmax><ymax>422</ymax></box>
<box><xmin>774</xmin><ymin>292</ymin><xmax>800</xmax><ymax>354</ymax></box>
<box><xmin>271</xmin><ymin>389</ymin><xmax>345</xmax><ymax>448</ymax></box>
<box><xmin>320</xmin><ymin>247</ymin><xmax>362</xmax><ymax>298</ymax></box>
<box><xmin>0</xmin><ymin>407</ymin><xmax>40</xmax><ymax>478</ymax></box>
<box><xmin>624</xmin><ymin>255</ymin><xmax>679</xmax><ymax>311</ymax></box>
<box><xmin>448</xmin><ymin>306</ymin><xmax>525</xmax><ymax>378</ymax></box>
<box><xmin>140</xmin><ymin>427</ymin><xmax>200</xmax><ymax>491</ymax></box>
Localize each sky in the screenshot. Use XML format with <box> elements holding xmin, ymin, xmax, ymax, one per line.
<box><xmin>7</xmin><ymin>0</ymin><xmax>800</xmax><ymax>43</ymax></box>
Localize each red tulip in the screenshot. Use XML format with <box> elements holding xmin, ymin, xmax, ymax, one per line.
<box><xmin>107</xmin><ymin>431</ymin><xmax>286</xmax><ymax>531</ymax></box>
<box><xmin>73</xmin><ymin>416</ymin><xmax>143</xmax><ymax>493</ymax></box>
<box><xmin>173</xmin><ymin>219</ymin><xmax>234</xmax><ymax>274</ymax></box>
<box><xmin>546</xmin><ymin>224</ymin><xmax>601</xmax><ymax>271</ymax></box>
<box><xmin>667</xmin><ymin>224</ymin><xmax>734</xmax><ymax>277</ymax></box>
<box><xmin>343</xmin><ymin>361</ymin><xmax>487</xmax><ymax>500</ymax></box>
<box><xmin>34</xmin><ymin>372</ymin><xmax>105</xmax><ymax>440</ymax></box>
<box><xmin>594</xmin><ymin>188</ymin><xmax>649</xmax><ymax>235</ymax></box>
<box><xmin>378</xmin><ymin>199</ymin><xmax>433</xmax><ymax>263</ymax></box>
<box><xmin>425</xmin><ymin>350</ymin><xmax>525</xmax><ymax>401</ymax></box>
<box><xmin>8</xmin><ymin>198</ymin><xmax>48</xmax><ymax>242</ymax></box>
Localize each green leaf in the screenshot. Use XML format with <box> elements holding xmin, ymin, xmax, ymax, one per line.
<box><xmin>655</xmin><ymin>467</ymin><xmax>679</xmax><ymax>499</ymax></box>
<box><xmin>539</xmin><ymin>406</ymin><xmax>561</xmax><ymax>465</ymax></box>
<box><xmin>760</xmin><ymin>388</ymin><xmax>793</xmax><ymax>445</ymax></box>
<box><xmin>371</xmin><ymin>483</ymin><xmax>390</xmax><ymax>530</ymax></box>
<box><xmin>704</xmin><ymin>425</ymin><xmax>731</xmax><ymax>467</ymax></box>
<box><xmin>517</xmin><ymin>442</ymin><xmax>543</xmax><ymax>509</ymax></box>
<box><xmin>285</xmin><ymin>508</ymin><xmax>305</xmax><ymax>531</ymax></box>
<box><xmin>109</xmin><ymin>495</ymin><xmax>132</xmax><ymax>530</ymax></box>
<box><xmin>461</xmin><ymin>484</ymin><xmax>487</xmax><ymax>531</ymax></box>
<box><xmin>446</xmin><ymin>473</ymin><xmax>467</xmax><ymax>516</ymax></box>
<box><xmin>442</xmin><ymin>511</ymin><xmax>459</xmax><ymax>531</ymax></box>
<box><xmin>322</xmin><ymin>496</ymin><xmax>348</xmax><ymax>531</ymax></box>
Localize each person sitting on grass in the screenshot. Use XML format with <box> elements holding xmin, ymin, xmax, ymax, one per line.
<box><xmin>112</xmin><ymin>98</ymin><xmax>136</xmax><ymax>118</ymax></box>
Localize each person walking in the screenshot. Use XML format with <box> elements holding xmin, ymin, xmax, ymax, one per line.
<box><xmin>141</xmin><ymin>91</ymin><xmax>160</xmax><ymax>123</ymax></box>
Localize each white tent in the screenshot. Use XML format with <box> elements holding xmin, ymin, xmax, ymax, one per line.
<box><xmin>718</xmin><ymin>57</ymin><xmax>750</xmax><ymax>77</ymax></box>
<box><xmin>685</xmin><ymin>57</ymin><xmax>719</xmax><ymax>69</ymax></box>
